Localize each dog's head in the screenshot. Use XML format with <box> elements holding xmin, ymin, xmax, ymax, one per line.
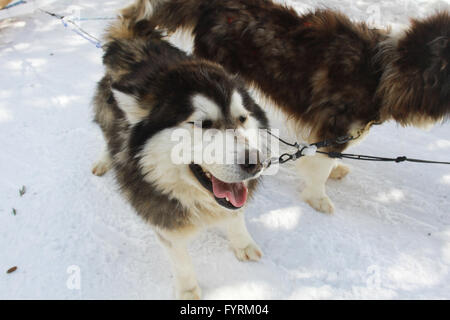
<box><xmin>112</xmin><ymin>61</ymin><xmax>269</xmax><ymax>210</ymax></box>
<box><xmin>378</xmin><ymin>11</ymin><xmax>450</xmax><ymax>127</ymax></box>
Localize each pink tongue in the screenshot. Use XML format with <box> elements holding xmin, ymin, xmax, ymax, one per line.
<box><xmin>211</xmin><ymin>176</ymin><xmax>248</xmax><ymax>208</ymax></box>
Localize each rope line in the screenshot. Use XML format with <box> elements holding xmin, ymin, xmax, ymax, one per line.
<box><xmin>39</xmin><ymin>9</ymin><xmax>105</xmax><ymax>49</ymax></box>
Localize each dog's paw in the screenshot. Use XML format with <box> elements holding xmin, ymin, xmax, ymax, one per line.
<box><xmin>233</xmin><ymin>243</ymin><xmax>263</xmax><ymax>262</ymax></box>
<box><xmin>329</xmin><ymin>164</ymin><xmax>350</xmax><ymax>180</ymax></box>
<box><xmin>91</xmin><ymin>160</ymin><xmax>111</xmax><ymax>177</ymax></box>
<box><xmin>302</xmin><ymin>192</ymin><xmax>335</xmax><ymax>214</ymax></box>
<box><xmin>177</xmin><ymin>285</ymin><xmax>202</xmax><ymax>300</ymax></box>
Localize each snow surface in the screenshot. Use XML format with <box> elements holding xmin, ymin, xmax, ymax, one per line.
<box><xmin>1</xmin><ymin>0</ymin><xmax>449</xmax><ymax>300</ymax></box>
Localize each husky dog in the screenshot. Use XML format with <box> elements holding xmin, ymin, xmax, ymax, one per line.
<box><xmin>127</xmin><ymin>0</ymin><xmax>450</xmax><ymax>213</ymax></box>
<box><xmin>92</xmin><ymin>2</ymin><xmax>269</xmax><ymax>299</ymax></box>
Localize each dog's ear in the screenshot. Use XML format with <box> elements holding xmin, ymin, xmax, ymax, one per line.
<box><xmin>112</xmin><ymin>88</ymin><xmax>150</xmax><ymax>125</ymax></box>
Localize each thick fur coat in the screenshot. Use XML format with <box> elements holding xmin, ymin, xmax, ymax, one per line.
<box><xmin>92</xmin><ymin>5</ymin><xmax>269</xmax><ymax>299</ymax></box>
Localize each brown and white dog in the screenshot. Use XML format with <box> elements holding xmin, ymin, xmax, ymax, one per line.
<box><xmin>124</xmin><ymin>0</ymin><xmax>450</xmax><ymax>213</ymax></box>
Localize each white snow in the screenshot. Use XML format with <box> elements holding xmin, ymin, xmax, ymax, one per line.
<box><xmin>1</xmin><ymin>0</ymin><xmax>449</xmax><ymax>300</ymax></box>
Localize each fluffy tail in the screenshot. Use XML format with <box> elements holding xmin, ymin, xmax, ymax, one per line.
<box><xmin>105</xmin><ymin>0</ymin><xmax>159</xmax><ymax>41</ymax></box>
<box><xmin>102</xmin><ymin>1</ymin><xmax>174</xmax><ymax>82</ymax></box>
<box><xmin>110</xmin><ymin>0</ymin><xmax>205</xmax><ymax>38</ymax></box>
<box><xmin>377</xmin><ymin>11</ymin><xmax>450</xmax><ymax>126</ymax></box>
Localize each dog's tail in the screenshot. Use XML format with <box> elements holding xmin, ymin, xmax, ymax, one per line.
<box><xmin>105</xmin><ymin>0</ymin><xmax>158</xmax><ymax>41</ymax></box>
<box><xmin>377</xmin><ymin>11</ymin><xmax>450</xmax><ymax>126</ymax></box>
<box><xmin>112</xmin><ymin>0</ymin><xmax>205</xmax><ymax>36</ymax></box>
<box><xmin>103</xmin><ymin>1</ymin><xmax>174</xmax><ymax>82</ymax></box>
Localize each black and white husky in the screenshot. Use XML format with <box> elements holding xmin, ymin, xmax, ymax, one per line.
<box><xmin>92</xmin><ymin>1</ymin><xmax>269</xmax><ymax>299</ymax></box>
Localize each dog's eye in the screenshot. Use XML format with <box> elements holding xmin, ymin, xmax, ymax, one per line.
<box><xmin>239</xmin><ymin>115</ymin><xmax>248</xmax><ymax>124</ymax></box>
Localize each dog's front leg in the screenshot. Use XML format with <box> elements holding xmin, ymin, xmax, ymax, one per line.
<box><xmin>156</xmin><ymin>230</ymin><xmax>201</xmax><ymax>300</ymax></box>
<box><xmin>296</xmin><ymin>153</ymin><xmax>337</xmax><ymax>214</ymax></box>
<box><xmin>223</xmin><ymin>213</ymin><xmax>263</xmax><ymax>262</ymax></box>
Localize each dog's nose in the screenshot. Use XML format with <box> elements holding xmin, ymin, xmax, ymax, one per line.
<box><xmin>240</xmin><ymin>162</ymin><xmax>263</xmax><ymax>174</ymax></box>
<box><xmin>240</xmin><ymin>149</ymin><xmax>263</xmax><ymax>175</ymax></box>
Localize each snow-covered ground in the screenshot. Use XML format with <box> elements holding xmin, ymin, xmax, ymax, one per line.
<box><xmin>1</xmin><ymin>0</ymin><xmax>449</xmax><ymax>300</ymax></box>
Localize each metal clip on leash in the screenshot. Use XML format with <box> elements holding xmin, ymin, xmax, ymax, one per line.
<box><xmin>278</xmin><ymin>143</ymin><xmax>318</xmax><ymax>164</ymax></box>
<box><xmin>263</xmin><ymin>133</ymin><xmax>355</xmax><ymax>169</ymax></box>
<box><xmin>263</xmin><ymin>132</ymin><xmax>320</xmax><ymax>169</ymax></box>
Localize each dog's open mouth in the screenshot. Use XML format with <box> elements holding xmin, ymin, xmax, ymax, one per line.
<box><xmin>189</xmin><ymin>164</ymin><xmax>248</xmax><ymax>210</ymax></box>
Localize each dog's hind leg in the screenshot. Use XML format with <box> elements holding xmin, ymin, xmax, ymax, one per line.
<box><xmin>157</xmin><ymin>229</ymin><xmax>201</xmax><ymax>300</ymax></box>
<box><xmin>222</xmin><ymin>213</ymin><xmax>263</xmax><ymax>262</ymax></box>
<box><xmin>92</xmin><ymin>147</ymin><xmax>112</xmax><ymax>176</ymax></box>
<box><xmin>296</xmin><ymin>154</ymin><xmax>336</xmax><ymax>214</ymax></box>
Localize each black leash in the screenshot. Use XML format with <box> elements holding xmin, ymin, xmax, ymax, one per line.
<box><xmin>267</xmin><ymin>131</ymin><xmax>450</xmax><ymax>166</ymax></box>
<box><xmin>316</xmin><ymin>151</ymin><xmax>450</xmax><ymax>165</ymax></box>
